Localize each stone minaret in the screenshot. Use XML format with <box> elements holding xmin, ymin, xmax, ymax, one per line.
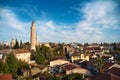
<box><xmin>30</xmin><ymin>21</ymin><xmax>36</xmax><ymax>50</ymax></box>
<box><xmin>10</xmin><ymin>37</ymin><xmax>15</xmax><ymax>47</ymax></box>
<box><xmin>36</xmin><ymin>33</ymin><xmax>38</xmax><ymax>45</ymax></box>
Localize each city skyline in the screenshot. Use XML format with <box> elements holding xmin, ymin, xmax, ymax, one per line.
<box><xmin>0</xmin><ymin>0</ymin><xmax>120</xmax><ymax>43</ymax></box>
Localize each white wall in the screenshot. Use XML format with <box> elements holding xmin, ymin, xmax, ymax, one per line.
<box><xmin>50</xmin><ymin>59</ymin><xmax>69</xmax><ymax>67</ymax></box>
<box><xmin>15</xmin><ymin>52</ymin><xmax>31</xmax><ymax>62</ymax></box>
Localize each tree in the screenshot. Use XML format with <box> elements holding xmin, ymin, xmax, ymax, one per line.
<box><xmin>38</xmin><ymin>45</ymin><xmax>50</xmax><ymax>56</ymax></box>
<box><xmin>0</xmin><ymin>61</ymin><xmax>9</xmax><ymax>73</ymax></box>
<box><xmin>62</xmin><ymin>73</ymin><xmax>82</xmax><ymax>80</ymax></box>
<box><xmin>113</xmin><ymin>42</ymin><xmax>117</xmax><ymax>51</ymax></box>
<box><xmin>6</xmin><ymin>53</ymin><xmax>18</xmax><ymax>74</ymax></box>
<box><xmin>22</xmin><ymin>42</ymin><xmax>30</xmax><ymax>50</ymax></box>
<box><xmin>40</xmin><ymin>45</ymin><xmax>50</xmax><ymax>55</ymax></box>
<box><xmin>84</xmin><ymin>42</ymin><xmax>89</xmax><ymax>46</ymax></box>
<box><xmin>96</xmin><ymin>56</ymin><xmax>104</xmax><ymax>73</ymax></box>
<box><xmin>20</xmin><ymin>40</ymin><xmax>23</xmax><ymax>48</ymax></box>
<box><xmin>100</xmin><ymin>42</ymin><xmax>103</xmax><ymax>46</ymax></box>
<box><xmin>17</xmin><ymin>68</ymin><xmax>23</xmax><ymax>76</ymax></box>
<box><xmin>17</xmin><ymin>60</ymin><xmax>28</xmax><ymax>69</ymax></box>
<box><xmin>78</xmin><ymin>43</ymin><xmax>82</xmax><ymax>46</ymax></box>
<box><xmin>0</xmin><ymin>52</ymin><xmax>30</xmax><ymax>79</ymax></box>
<box><xmin>47</xmin><ymin>75</ymin><xmax>60</xmax><ymax>80</ymax></box>
<box><xmin>14</xmin><ymin>39</ymin><xmax>19</xmax><ymax>49</ymax></box>
<box><xmin>58</xmin><ymin>43</ymin><xmax>64</xmax><ymax>54</ymax></box>
<box><xmin>35</xmin><ymin>53</ymin><xmax>46</xmax><ymax>64</ymax></box>
<box><xmin>17</xmin><ymin>60</ymin><xmax>28</xmax><ymax>76</ymax></box>
<box><xmin>35</xmin><ymin>45</ymin><xmax>46</xmax><ymax>64</ymax></box>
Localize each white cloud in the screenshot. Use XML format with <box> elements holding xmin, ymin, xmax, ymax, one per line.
<box><xmin>0</xmin><ymin>0</ymin><xmax>119</xmax><ymax>43</ymax></box>
<box><xmin>73</xmin><ymin>0</ymin><xmax>120</xmax><ymax>43</ymax></box>
<box><xmin>0</xmin><ymin>8</ymin><xmax>31</xmax><ymax>42</ymax></box>
<box><xmin>0</xmin><ymin>8</ymin><xmax>25</xmax><ymax>31</ymax></box>
<box><xmin>34</xmin><ymin>20</ymin><xmax>102</xmax><ymax>43</ymax></box>
<box><xmin>81</xmin><ymin>0</ymin><xmax>119</xmax><ymax>29</ymax></box>
<box><xmin>35</xmin><ymin>20</ymin><xmax>74</xmax><ymax>43</ymax></box>
<box><xmin>34</xmin><ymin>0</ymin><xmax>119</xmax><ymax>43</ymax></box>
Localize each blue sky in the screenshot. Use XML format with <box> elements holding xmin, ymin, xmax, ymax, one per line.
<box><xmin>0</xmin><ymin>0</ymin><xmax>120</xmax><ymax>43</ymax></box>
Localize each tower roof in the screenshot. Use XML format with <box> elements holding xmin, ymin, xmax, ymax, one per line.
<box><xmin>31</xmin><ymin>20</ymin><xmax>35</xmax><ymax>28</ymax></box>
<box><xmin>32</xmin><ymin>20</ymin><xmax>35</xmax><ymax>23</ymax></box>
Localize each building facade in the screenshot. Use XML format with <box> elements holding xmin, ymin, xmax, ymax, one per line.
<box><xmin>71</xmin><ymin>53</ymin><xmax>89</xmax><ymax>62</ymax></box>
<box><xmin>10</xmin><ymin>37</ymin><xmax>15</xmax><ymax>47</ymax></box>
<box><xmin>50</xmin><ymin>59</ymin><xmax>70</xmax><ymax>67</ymax></box>
<box><xmin>15</xmin><ymin>52</ymin><xmax>31</xmax><ymax>62</ymax></box>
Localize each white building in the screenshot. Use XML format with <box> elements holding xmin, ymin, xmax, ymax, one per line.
<box><xmin>71</xmin><ymin>53</ymin><xmax>89</xmax><ymax>62</ymax></box>
<box><xmin>62</xmin><ymin>63</ymin><xmax>91</xmax><ymax>76</ymax></box>
<box><xmin>14</xmin><ymin>49</ymin><xmax>35</xmax><ymax>64</ymax></box>
<box><xmin>50</xmin><ymin>59</ymin><xmax>70</xmax><ymax>67</ymax></box>
<box><xmin>15</xmin><ymin>52</ymin><xmax>31</xmax><ymax>62</ymax></box>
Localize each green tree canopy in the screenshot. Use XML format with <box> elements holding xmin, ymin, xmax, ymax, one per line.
<box><xmin>13</xmin><ymin>39</ymin><xmax>19</xmax><ymax>49</ymax></box>
<box><xmin>0</xmin><ymin>52</ymin><xmax>29</xmax><ymax>79</ymax></box>
<box><xmin>0</xmin><ymin>61</ymin><xmax>9</xmax><ymax>73</ymax></box>
<box><xmin>6</xmin><ymin>53</ymin><xmax>18</xmax><ymax>74</ymax></box>
<box><xmin>35</xmin><ymin>45</ymin><xmax>51</xmax><ymax>64</ymax></box>
<box><xmin>62</xmin><ymin>73</ymin><xmax>82</xmax><ymax>80</ymax></box>
<box><xmin>35</xmin><ymin>52</ymin><xmax>46</xmax><ymax>64</ymax></box>
<box><xmin>47</xmin><ymin>75</ymin><xmax>60</xmax><ymax>80</ymax></box>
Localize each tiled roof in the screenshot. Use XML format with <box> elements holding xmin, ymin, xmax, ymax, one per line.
<box><xmin>51</xmin><ymin>56</ymin><xmax>66</xmax><ymax>61</ymax></box>
<box><xmin>0</xmin><ymin>74</ymin><xmax>12</xmax><ymax>80</ymax></box>
<box><xmin>87</xmin><ymin>59</ymin><xmax>96</xmax><ymax>66</ymax></box>
<box><xmin>63</xmin><ymin>63</ymin><xmax>78</xmax><ymax>71</ymax></box>
<box><xmin>14</xmin><ymin>49</ymin><xmax>30</xmax><ymax>53</ymax></box>
<box><xmin>73</xmin><ymin>59</ymin><xmax>84</xmax><ymax>63</ymax></box>
<box><xmin>101</xmin><ymin>48</ymin><xmax>109</xmax><ymax>50</ymax></box>
<box><xmin>84</xmin><ymin>47</ymin><xmax>101</xmax><ymax>51</ymax></box>
<box><xmin>87</xmin><ymin>74</ymin><xmax>111</xmax><ymax>80</ymax></box>
<box><xmin>55</xmin><ymin>73</ymin><xmax>64</xmax><ymax>77</ymax></box>
<box><xmin>90</xmin><ymin>47</ymin><xmax>101</xmax><ymax>50</ymax></box>
<box><xmin>104</xmin><ymin>62</ymin><xmax>114</xmax><ymax>69</ymax></box>
<box><xmin>72</xmin><ymin>51</ymin><xmax>81</xmax><ymax>56</ymax></box>
<box><xmin>108</xmin><ymin>67</ymin><xmax>120</xmax><ymax>77</ymax></box>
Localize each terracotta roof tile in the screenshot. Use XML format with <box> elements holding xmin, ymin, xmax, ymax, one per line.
<box><xmin>14</xmin><ymin>49</ymin><xmax>30</xmax><ymax>53</ymax></box>
<box><xmin>87</xmin><ymin>74</ymin><xmax>111</xmax><ymax>80</ymax></box>
<box><xmin>104</xmin><ymin>62</ymin><xmax>114</xmax><ymax>69</ymax></box>
<box><xmin>51</xmin><ymin>56</ymin><xmax>66</xmax><ymax>61</ymax></box>
<box><xmin>108</xmin><ymin>67</ymin><xmax>120</xmax><ymax>77</ymax></box>
<box><xmin>88</xmin><ymin>59</ymin><xmax>96</xmax><ymax>66</ymax></box>
<box><xmin>55</xmin><ymin>73</ymin><xmax>64</xmax><ymax>77</ymax></box>
<box><xmin>0</xmin><ymin>74</ymin><xmax>12</xmax><ymax>80</ymax></box>
<box><xmin>63</xmin><ymin>64</ymin><xmax>78</xmax><ymax>71</ymax></box>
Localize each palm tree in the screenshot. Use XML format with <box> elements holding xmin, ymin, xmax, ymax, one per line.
<box><xmin>96</xmin><ymin>55</ymin><xmax>104</xmax><ymax>73</ymax></box>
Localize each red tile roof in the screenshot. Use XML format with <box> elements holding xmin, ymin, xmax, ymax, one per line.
<box><xmin>104</xmin><ymin>62</ymin><xmax>114</xmax><ymax>69</ymax></box>
<box><xmin>55</xmin><ymin>73</ymin><xmax>64</xmax><ymax>77</ymax></box>
<box><xmin>101</xmin><ymin>48</ymin><xmax>109</xmax><ymax>50</ymax></box>
<box><xmin>87</xmin><ymin>74</ymin><xmax>111</xmax><ymax>80</ymax></box>
<box><xmin>14</xmin><ymin>49</ymin><xmax>30</xmax><ymax>53</ymax></box>
<box><xmin>108</xmin><ymin>67</ymin><xmax>120</xmax><ymax>78</ymax></box>
<box><xmin>87</xmin><ymin>59</ymin><xmax>96</xmax><ymax>66</ymax></box>
<box><xmin>0</xmin><ymin>74</ymin><xmax>12</xmax><ymax>80</ymax></box>
<box><xmin>51</xmin><ymin>56</ymin><xmax>66</xmax><ymax>61</ymax></box>
<box><xmin>84</xmin><ymin>47</ymin><xmax>101</xmax><ymax>51</ymax></box>
<box><xmin>63</xmin><ymin>63</ymin><xmax>78</xmax><ymax>71</ymax></box>
<box><xmin>72</xmin><ymin>51</ymin><xmax>81</xmax><ymax>56</ymax></box>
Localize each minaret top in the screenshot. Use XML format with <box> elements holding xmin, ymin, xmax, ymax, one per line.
<box><xmin>11</xmin><ymin>36</ymin><xmax>14</xmax><ymax>40</ymax></box>
<box><xmin>31</xmin><ymin>20</ymin><xmax>35</xmax><ymax>28</ymax></box>
<box><xmin>32</xmin><ymin>20</ymin><xmax>34</xmax><ymax>24</ymax></box>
